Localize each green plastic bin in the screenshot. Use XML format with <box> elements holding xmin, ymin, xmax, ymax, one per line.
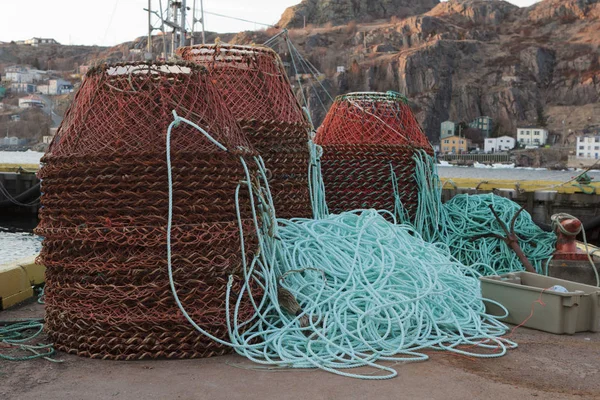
<box><xmin>480</xmin><ymin>272</ymin><xmax>600</xmax><ymax>334</ymax></box>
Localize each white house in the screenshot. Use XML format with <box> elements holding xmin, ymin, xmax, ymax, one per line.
<box><xmin>18</xmin><ymin>95</ymin><xmax>44</xmax><ymax>109</ymax></box>
<box><xmin>517</xmin><ymin>127</ymin><xmax>548</xmax><ymax>147</ymax></box>
<box><xmin>576</xmin><ymin>135</ymin><xmax>600</xmax><ymax>160</ymax></box>
<box><xmin>440</xmin><ymin>121</ymin><xmax>456</xmax><ymax>139</ymax></box>
<box><xmin>4</xmin><ymin>66</ymin><xmax>46</xmax><ymax>83</ymax></box>
<box><xmin>484</xmin><ymin>136</ymin><xmax>516</xmax><ymax>153</ymax></box>
<box><xmin>23</xmin><ymin>37</ymin><xmax>60</xmax><ymax>47</ymax></box>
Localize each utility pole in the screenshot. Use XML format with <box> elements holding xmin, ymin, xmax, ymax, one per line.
<box><xmin>171</xmin><ymin>1</ymin><xmax>179</xmax><ymax>58</ymax></box>
<box><xmin>200</xmin><ymin>0</ymin><xmax>205</xmax><ymax>44</ymax></box>
<box><xmin>147</xmin><ymin>0</ymin><xmax>153</xmax><ymax>58</ymax></box>
<box><xmin>179</xmin><ymin>0</ymin><xmax>187</xmax><ymax>49</ymax></box>
<box><xmin>191</xmin><ymin>0</ymin><xmax>196</xmax><ymax>45</ymax></box>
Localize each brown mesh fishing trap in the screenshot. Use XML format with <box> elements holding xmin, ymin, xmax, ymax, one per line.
<box><xmin>177</xmin><ymin>44</ymin><xmax>313</xmax><ymax>219</ymax></box>
<box><xmin>314</xmin><ymin>92</ymin><xmax>432</xmax><ymax>217</ymax></box>
<box><xmin>36</xmin><ymin>61</ymin><xmax>260</xmax><ymax>360</ymax></box>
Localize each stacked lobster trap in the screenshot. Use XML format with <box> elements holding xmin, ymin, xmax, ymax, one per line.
<box><xmin>314</xmin><ymin>92</ymin><xmax>432</xmax><ymax>217</ymax></box>
<box><xmin>177</xmin><ymin>44</ymin><xmax>313</xmax><ymax>219</ymax></box>
<box><xmin>35</xmin><ymin>62</ymin><xmax>260</xmax><ymax>360</ymax></box>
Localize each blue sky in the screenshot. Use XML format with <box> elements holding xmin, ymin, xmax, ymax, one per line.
<box><xmin>0</xmin><ymin>0</ymin><xmax>541</xmax><ymax>47</ymax></box>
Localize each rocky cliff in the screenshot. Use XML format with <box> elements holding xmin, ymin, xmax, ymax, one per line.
<box><xmin>278</xmin><ymin>0</ymin><xmax>440</xmax><ymax>28</ymax></box>
<box><xmin>279</xmin><ymin>0</ymin><xmax>600</xmax><ymax>141</ymax></box>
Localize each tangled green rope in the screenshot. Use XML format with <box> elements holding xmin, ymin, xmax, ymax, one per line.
<box><xmin>0</xmin><ymin>321</ymin><xmax>61</xmax><ymax>362</ymax></box>
<box><xmin>166</xmin><ymin>113</ymin><xmax>516</xmax><ymax>380</ymax></box>
<box><xmin>398</xmin><ymin>152</ymin><xmax>556</xmax><ymax>275</ymax></box>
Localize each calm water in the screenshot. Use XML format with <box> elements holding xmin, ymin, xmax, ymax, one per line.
<box><xmin>1</xmin><ymin>167</ymin><xmax>598</xmax><ymax>264</ymax></box>
<box><xmin>0</xmin><ymin>216</ymin><xmax>41</xmax><ymax>264</ymax></box>
<box><xmin>437</xmin><ymin>166</ymin><xmax>600</xmax><ymax>181</ymax></box>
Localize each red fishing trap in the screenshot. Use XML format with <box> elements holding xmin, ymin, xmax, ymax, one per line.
<box><xmin>177</xmin><ymin>44</ymin><xmax>313</xmax><ymax>219</ymax></box>
<box><xmin>314</xmin><ymin>92</ymin><xmax>432</xmax><ymax>217</ymax></box>
<box><xmin>35</xmin><ymin>62</ymin><xmax>260</xmax><ymax>360</ymax></box>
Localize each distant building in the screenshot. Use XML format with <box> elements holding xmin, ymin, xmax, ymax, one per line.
<box><xmin>18</xmin><ymin>95</ymin><xmax>44</xmax><ymax>109</ymax></box>
<box><xmin>576</xmin><ymin>135</ymin><xmax>600</xmax><ymax>160</ymax></box>
<box><xmin>440</xmin><ymin>121</ymin><xmax>456</xmax><ymax>139</ymax></box>
<box><xmin>336</xmin><ymin>66</ymin><xmax>345</xmax><ymax>73</ymax></box>
<box><xmin>48</xmin><ymin>79</ymin><xmax>73</xmax><ymax>95</ymax></box>
<box><xmin>2</xmin><ymin>136</ymin><xmax>20</xmax><ymax>146</ymax></box>
<box><xmin>517</xmin><ymin>127</ymin><xmax>548</xmax><ymax>147</ymax></box>
<box><xmin>22</xmin><ymin>37</ymin><xmax>60</xmax><ymax>47</ymax></box>
<box><xmin>441</xmin><ymin>135</ymin><xmax>468</xmax><ymax>154</ymax></box>
<box><xmin>469</xmin><ymin>116</ymin><xmax>493</xmax><ymax>137</ymax></box>
<box><xmin>484</xmin><ymin>136</ymin><xmax>515</xmax><ymax>153</ymax></box>
<box><xmin>4</xmin><ymin>66</ymin><xmax>46</xmax><ymax>83</ymax></box>
<box><xmin>10</xmin><ymin>82</ymin><xmax>37</xmax><ymax>94</ymax></box>
<box><xmin>10</xmin><ymin>114</ymin><xmax>21</xmax><ymax>121</ymax></box>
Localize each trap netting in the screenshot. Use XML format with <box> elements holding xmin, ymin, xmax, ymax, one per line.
<box><xmin>178</xmin><ymin>44</ymin><xmax>313</xmax><ymax>219</ymax></box>
<box><xmin>314</xmin><ymin>92</ymin><xmax>432</xmax><ymax>217</ymax></box>
<box><xmin>36</xmin><ymin>61</ymin><xmax>260</xmax><ymax>360</ymax></box>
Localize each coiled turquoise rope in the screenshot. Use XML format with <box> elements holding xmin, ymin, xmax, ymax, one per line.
<box><xmin>166</xmin><ymin>113</ymin><xmax>516</xmax><ymax>380</ymax></box>
<box><xmin>398</xmin><ymin>152</ymin><xmax>556</xmax><ymax>275</ymax></box>
<box><xmin>0</xmin><ymin>321</ymin><xmax>61</xmax><ymax>362</ymax></box>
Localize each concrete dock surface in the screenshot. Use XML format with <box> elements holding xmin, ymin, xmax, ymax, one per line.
<box><xmin>1</xmin><ymin>300</ymin><xmax>599</xmax><ymax>400</ymax></box>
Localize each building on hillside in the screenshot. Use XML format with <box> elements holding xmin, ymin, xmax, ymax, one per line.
<box><xmin>18</xmin><ymin>95</ymin><xmax>44</xmax><ymax>109</ymax></box>
<box><xmin>10</xmin><ymin>82</ymin><xmax>37</xmax><ymax>94</ymax></box>
<box><xmin>48</xmin><ymin>79</ymin><xmax>73</xmax><ymax>95</ymax></box>
<box><xmin>517</xmin><ymin>127</ymin><xmax>548</xmax><ymax>147</ymax></box>
<box><xmin>21</xmin><ymin>38</ymin><xmax>60</xmax><ymax>46</ymax></box>
<box><xmin>440</xmin><ymin>120</ymin><xmax>456</xmax><ymax>139</ymax></box>
<box><xmin>1</xmin><ymin>137</ymin><xmax>20</xmax><ymax>146</ymax></box>
<box><xmin>4</xmin><ymin>66</ymin><xmax>47</xmax><ymax>83</ymax></box>
<box><xmin>469</xmin><ymin>116</ymin><xmax>493</xmax><ymax>137</ymax></box>
<box><xmin>576</xmin><ymin>135</ymin><xmax>600</xmax><ymax>160</ymax></box>
<box><xmin>484</xmin><ymin>136</ymin><xmax>516</xmax><ymax>153</ymax></box>
<box><xmin>441</xmin><ymin>135</ymin><xmax>468</xmax><ymax>154</ymax></box>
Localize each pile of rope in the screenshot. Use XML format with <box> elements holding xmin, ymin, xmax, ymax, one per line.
<box><xmin>314</xmin><ymin>92</ymin><xmax>432</xmax><ymax>217</ymax></box>
<box><xmin>166</xmin><ymin>116</ymin><xmax>515</xmax><ymax>380</ymax></box>
<box><xmin>178</xmin><ymin>44</ymin><xmax>313</xmax><ymax>219</ymax></box>
<box><xmin>404</xmin><ymin>153</ymin><xmax>557</xmax><ymax>275</ymax></box>
<box><xmin>0</xmin><ymin>320</ymin><xmax>60</xmax><ymax>362</ymax></box>
<box><xmin>35</xmin><ymin>62</ymin><xmax>260</xmax><ymax>360</ymax></box>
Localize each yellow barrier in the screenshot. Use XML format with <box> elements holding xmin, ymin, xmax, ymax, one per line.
<box><xmin>441</xmin><ymin>178</ymin><xmax>600</xmax><ymax>195</ymax></box>
<box><xmin>0</xmin><ymin>255</ymin><xmax>45</xmax><ymax>310</ymax></box>
<box><xmin>0</xmin><ymin>163</ymin><xmax>40</xmax><ymax>173</ymax></box>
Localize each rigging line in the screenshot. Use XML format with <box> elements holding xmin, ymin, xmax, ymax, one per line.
<box><xmin>264</xmin><ymin>34</ymin><xmax>329</xmax><ymax>114</ymax></box>
<box><xmin>288</xmin><ymin>40</ymin><xmax>334</xmax><ymax>102</ymax></box>
<box><xmin>102</xmin><ymin>0</ymin><xmax>121</xmax><ymax>46</ymax></box>
<box><xmin>263</xmin><ymin>30</ymin><xmax>288</xmax><ymax>46</ymax></box>
<box><xmin>203</xmin><ymin>10</ymin><xmax>274</xmax><ymax>28</ymax></box>
<box><xmin>287</xmin><ymin>43</ymin><xmax>332</xmax><ymax>111</ymax></box>
<box><xmin>285</xmin><ymin>36</ymin><xmax>308</xmax><ymax>109</ymax></box>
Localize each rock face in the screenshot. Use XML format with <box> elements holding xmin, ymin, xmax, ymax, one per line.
<box><xmin>278</xmin><ymin>0</ymin><xmax>440</xmax><ymax>28</ymax></box>
<box><xmin>276</xmin><ymin>0</ymin><xmax>600</xmax><ymax>141</ymax></box>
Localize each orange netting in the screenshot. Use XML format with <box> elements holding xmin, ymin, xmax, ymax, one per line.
<box><xmin>314</xmin><ymin>92</ymin><xmax>432</xmax><ymax>217</ymax></box>
<box><xmin>315</xmin><ymin>92</ymin><xmax>430</xmax><ymax>147</ymax></box>
<box><xmin>178</xmin><ymin>44</ymin><xmax>313</xmax><ymax>219</ymax></box>
<box><xmin>36</xmin><ymin>61</ymin><xmax>261</xmax><ymax>360</ymax></box>
<box><xmin>49</xmin><ymin>62</ymin><xmax>251</xmax><ymax>157</ymax></box>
